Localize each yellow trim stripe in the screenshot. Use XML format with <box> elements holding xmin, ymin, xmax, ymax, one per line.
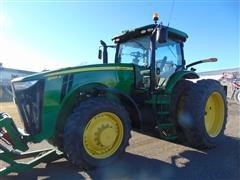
<box><xmin>46</xmin><ymin>66</ymin><xmax>133</xmax><ymax>77</ymax></box>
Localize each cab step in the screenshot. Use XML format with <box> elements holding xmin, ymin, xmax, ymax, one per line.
<box><xmin>157</xmin><ymin>111</ymin><xmax>170</xmax><ymax>115</ymax></box>
<box><xmin>158</xmin><ymin>123</ymin><xmax>175</xmax><ymax>127</ymax></box>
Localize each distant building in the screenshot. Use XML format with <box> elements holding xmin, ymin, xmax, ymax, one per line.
<box><xmin>0</xmin><ymin>67</ymin><xmax>36</xmax><ymax>101</ymax></box>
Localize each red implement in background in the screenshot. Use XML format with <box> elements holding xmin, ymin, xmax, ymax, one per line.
<box><xmin>0</xmin><ymin>128</ymin><xmax>13</xmax><ymax>145</ymax></box>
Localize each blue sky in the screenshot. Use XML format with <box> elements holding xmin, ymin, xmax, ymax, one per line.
<box><xmin>0</xmin><ymin>0</ymin><xmax>239</xmax><ymax>72</ymax></box>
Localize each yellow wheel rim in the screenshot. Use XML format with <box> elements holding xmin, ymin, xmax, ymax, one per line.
<box><xmin>204</xmin><ymin>92</ymin><xmax>225</xmax><ymax>137</ymax></box>
<box><xmin>83</xmin><ymin>112</ymin><xmax>123</xmax><ymax>159</ymax></box>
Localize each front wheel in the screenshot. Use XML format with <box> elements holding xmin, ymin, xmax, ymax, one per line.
<box><xmin>63</xmin><ymin>97</ymin><xmax>131</xmax><ymax>170</ymax></box>
<box><xmin>180</xmin><ymin>79</ymin><xmax>227</xmax><ymax>148</ymax></box>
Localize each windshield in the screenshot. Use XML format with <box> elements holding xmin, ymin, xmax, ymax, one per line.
<box><xmin>155</xmin><ymin>41</ymin><xmax>183</xmax><ymax>77</ymax></box>
<box><xmin>117</xmin><ymin>37</ymin><xmax>183</xmax><ymax>70</ymax></box>
<box><xmin>117</xmin><ymin>36</ymin><xmax>151</xmax><ymax>66</ymax></box>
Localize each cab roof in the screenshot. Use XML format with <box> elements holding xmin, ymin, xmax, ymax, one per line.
<box><xmin>112</xmin><ymin>24</ymin><xmax>188</xmax><ymax>43</ymax></box>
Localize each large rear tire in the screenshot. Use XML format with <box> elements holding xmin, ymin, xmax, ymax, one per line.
<box><xmin>63</xmin><ymin>97</ymin><xmax>131</xmax><ymax>170</ymax></box>
<box><xmin>170</xmin><ymin>80</ymin><xmax>194</xmax><ymax>141</ymax></box>
<box><xmin>180</xmin><ymin>79</ymin><xmax>227</xmax><ymax>148</ymax></box>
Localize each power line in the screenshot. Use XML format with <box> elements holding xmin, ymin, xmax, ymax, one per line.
<box><xmin>168</xmin><ymin>0</ymin><xmax>175</xmax><ymax>27</ymax></box>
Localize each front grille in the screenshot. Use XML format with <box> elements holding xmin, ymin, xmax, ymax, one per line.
<box><xmin>14</xmin><ymin>80</ymin><xmax>44</xmax><ymax>135</ymax></box>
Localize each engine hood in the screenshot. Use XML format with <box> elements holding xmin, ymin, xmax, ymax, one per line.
<box><xmin>11</xmin><ymin>63</ymin><xmax>134</xmax><ymax>83</ymax></box>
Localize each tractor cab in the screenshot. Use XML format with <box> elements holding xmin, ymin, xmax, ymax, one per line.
<box><xmin>100</xmin><ymin>13</ymin><xmax>188</xmax><ymax>91</ymax></box>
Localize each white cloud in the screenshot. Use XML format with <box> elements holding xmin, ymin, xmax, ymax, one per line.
<box><xmin>0</xmin><ymin>35</ymin><xmax>69</xmax><ymax>72</ymax></box>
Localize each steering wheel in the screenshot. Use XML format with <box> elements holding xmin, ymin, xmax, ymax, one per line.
<box><xmin>155</xmin><ymin>56</ymin><xmax>167</xmax><ymax>85</ymax></box>
<box><xmin>156</xmin><ymin>56</ymin><xmax>167</xmax><ymax>74</ymax></box>
<box><xmin>130</xmin><ymin>52</ymin><xmax>144</xmax><ymax>64</ymax></box>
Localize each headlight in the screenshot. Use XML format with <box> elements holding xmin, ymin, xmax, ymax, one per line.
<box><xmin>13</xmin><ymin>80</ymin><xmax>38</xmax><ymax>91</ymax></box>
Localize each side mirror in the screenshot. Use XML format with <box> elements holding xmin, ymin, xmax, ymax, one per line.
<box><xmin>156</xmin><ymin>27</ymin><xmax>168</xmax><ymax>43</ymax></box>
<box><xmin>98</xmin><ymin>49</ymin><xmax>102</xmax><ymax>59</ymax></box>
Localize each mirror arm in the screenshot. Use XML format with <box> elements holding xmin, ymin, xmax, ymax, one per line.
<box><xmin>186</xmin><ymin>58</ymin><xmax>217</xmax><ymax>69</ymax></box>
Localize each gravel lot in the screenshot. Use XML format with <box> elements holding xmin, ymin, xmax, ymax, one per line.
<box><xmin>0</xmin><ymin>101</ymin><xmax>239</xmax><ymax>179</ymax></box>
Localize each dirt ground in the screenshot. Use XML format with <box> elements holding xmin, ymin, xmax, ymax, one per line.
<box><xmin>0</xmin><ymin>101</ymin><xmax>239</xmax><ymax>179</ymax></box>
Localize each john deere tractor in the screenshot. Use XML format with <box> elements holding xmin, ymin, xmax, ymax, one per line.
<box><xmin>0</xmin><ymin>13</ymin><xmax>227</xmax><ymax>175</ymax></box>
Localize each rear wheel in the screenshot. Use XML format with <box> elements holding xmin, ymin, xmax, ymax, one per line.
<box><xmin>181</xmin><ymin>79</ymin><xmax>227</xmax><ymax>148</ymax></box>
<box><xmin>63</xmin><ymin>97</ymin><xmax>131</xmax><ymax>170</ymax></box>
<box><xmin>170</xmin><ymin>80</ymin><xmax>194</xmax><ymax>141</ymax></box>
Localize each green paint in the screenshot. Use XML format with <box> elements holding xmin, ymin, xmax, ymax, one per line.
<box><xmin>165</xmin><ymin>70</ymin><xmax>199</xmax><ymax>94</ymax></box>
<box><xmin>0</xmin><ymin>148</ymin><xmax>63</xmax><ymax>176</ymax></box>
<box><xmin>0</xmin><ymin>115</ymin><xmax>28</xmax><ymax>151</ymax></box>
<box><xmin>25</xmin><ymin>64</ymin><xmax>135</xmax><ymax>142</ymax></box>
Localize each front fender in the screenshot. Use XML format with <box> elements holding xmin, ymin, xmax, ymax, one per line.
<box><xmin>53</xmin><ymin>83</ymin><xmax>108</xmax><ymax>139</ymax></box>
<box><xmin>52</xmin><ymin>83</ymin><xmax>142</xmax><ymax>147</ymax></box>
<box><xmin>95</xmin><ymin>87</ymin><xmax>142</xmax><ymax>129</ymax></box>
<box><xmin>165</xmin><ymin>71</ymin><xmax>199</xmax><ymax>94</ymax></box>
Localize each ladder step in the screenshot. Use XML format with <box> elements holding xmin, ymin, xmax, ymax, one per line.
<box><xmin>158</xmin><ymin>123</ymin><xmax>175</xmax><ymax>127</ymax></box>
<box><xmin>163</xmin><ymin>136</ymin><xmax>177</xmax><ymax>140</ymax></box>
<box><xmin>157</xmin><ymin>111</ymin><xmax>170</xmax><ymax>115</ymax></box>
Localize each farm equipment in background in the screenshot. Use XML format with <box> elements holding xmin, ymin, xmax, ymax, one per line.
<box><xmin>231</xmin><ymin>79</ymin><xmax>240</xmax><ymax>104</ymax></box>
<box><xmin>219</xmin><ymin>71</ymin><xmax>240</xmax><ymax>104</ymax></box>
<box><xmin>0</xmin><ymin>13</ymin><xmax>227</xmax><ymax>176</ymax></box>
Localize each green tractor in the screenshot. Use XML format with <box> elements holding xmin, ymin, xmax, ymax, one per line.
<box><xmin>0</xmin><ymin>13</ymin><xmax>227</xmax><ymax>175</ymax></box>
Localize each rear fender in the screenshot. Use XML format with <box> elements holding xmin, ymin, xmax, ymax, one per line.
<box><xmin>165</xmin><ymin>71</ymin><xmax>199</xmax><ymax>94</ymax></box>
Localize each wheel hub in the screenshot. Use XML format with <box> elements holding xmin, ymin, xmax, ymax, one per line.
<box><xmin>98</xmin><ymin>126</ymin><xmax>116</xmax><ymax>146</ymax></box>
<box><xmin>83</xmin><ymin>112</ymin><xmax>123</xmax><ymax>159</ymax></box>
